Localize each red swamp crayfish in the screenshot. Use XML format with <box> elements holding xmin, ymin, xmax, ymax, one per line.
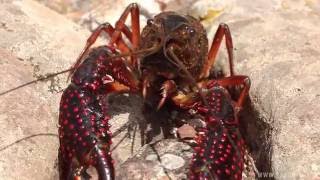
<box><xmin>58</xmin><ymin>3</ymin><xmax>251</xmax><ymax>180</ymax></box>
<box><xmin>1</xmin><ymin>3</ymin><xmax>251</xmax><ymax>180</ymax></box>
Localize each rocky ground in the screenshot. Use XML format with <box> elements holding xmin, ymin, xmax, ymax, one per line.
<box><xmin>0</xmin><ymin>0</ymin><xmax>319</xmax><ymax>179</ymax></box>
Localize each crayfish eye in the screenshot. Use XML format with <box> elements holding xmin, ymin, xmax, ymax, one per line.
<box><xmin>184</xmin><ymin>26</ymin><xmax>196</xmax><ymax>36</ymax></box>
<box><xmin>188</xmin><ymin>27</ymin><xmax>196</xmax><ymax>36</ymax></box>
<box><xmin>147</xmin><ymin>19</ymin><xmax>154</xmax><ymax>26</ymax></box>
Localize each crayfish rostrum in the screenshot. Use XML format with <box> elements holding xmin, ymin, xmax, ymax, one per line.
<box><xmin>58</xmin><ymin>3</ymin><xmax>251</xmax><ymax>180</ymax></box>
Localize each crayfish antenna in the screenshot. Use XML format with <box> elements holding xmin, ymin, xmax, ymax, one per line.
<box><xmin>0</xmin><ymin>44</ymin><xmax>162</xmax><ymax>97</ymax></box>
<box><xmin>0</xmin><ymin>133</ymin><xmax>57</xmax><ymax>152</ymax></box>
<box><xmin>0</xmin><ymin>68</ymin><xmax>73</xmax><ymax>96</ymax></box>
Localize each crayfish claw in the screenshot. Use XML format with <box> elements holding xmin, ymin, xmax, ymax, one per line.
<box><xmin>92</xmin><ymin>146</ymin><xmax>114</xmax><ymax>180</ymax></box>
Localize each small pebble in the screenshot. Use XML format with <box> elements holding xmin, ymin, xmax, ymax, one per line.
<box><xmin>160</xmin><ymin>154</ymin><xmax>185</xmax><ymax>170</ymax></box>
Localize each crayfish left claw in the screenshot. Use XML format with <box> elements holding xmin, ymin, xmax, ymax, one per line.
<box><xmin>93</xmin><ymin>145</ymin><xmax>114</xmax><ymax>180</ymax></box>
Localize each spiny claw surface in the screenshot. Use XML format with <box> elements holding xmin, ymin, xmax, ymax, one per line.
<box><xmin>189</xmin><ymin>84</ymin><xmax>245</xmax><ymax>180</ymax></box>
<box><xmin>59</xmin><ymin>46</ymin><xmax>139</xmax><ymax>180</ymax></box>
